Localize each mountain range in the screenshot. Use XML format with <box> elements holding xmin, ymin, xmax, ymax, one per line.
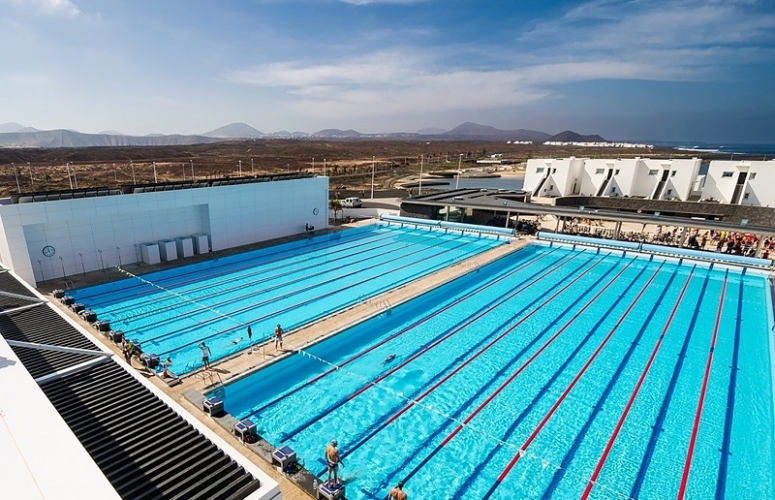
<box><xmin>0</xmin><ymin>121</ymin><xmax>605</xmax><ymax>148</ymax></box>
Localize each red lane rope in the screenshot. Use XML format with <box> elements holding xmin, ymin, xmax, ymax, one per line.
<box><xmin>676</xmin><ymin>270</ymin><xmax>728</xmax><ymax>500</ymax></box>
<box><xmin>490</xmin><ymin>260</ymin><xmax>665</xmax><ymax>491</ymax></box>
<box><xmin>580</xmin><ymin>265</ymin><xmax>696</xmax><ymax>499</ymax></box>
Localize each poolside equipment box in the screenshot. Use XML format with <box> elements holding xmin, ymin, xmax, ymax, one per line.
<box><xmin>175</xmin><ymin>237</ymin><xmax>194</xmax><ymax>258</ymax></box>
<box><xmin>317</xmin><ymin>482</ymin><xmax>345</xmax><ymax>500</ymax></box>
<box><xmin>108</xmin><ymin>330</ymin><xmax>124</xmax><ymax>344</ymax></box>
<box><xmin>140</xmin><ymin>353</ymin><xmax>160</xmax><ymax>369</ymax></box>
<box><xmin>234</xmin><ymin>418</ymin><xmax>257</xmax><ymax>443</ymax></box>
<box><xmin>203</xmin><ymin>396</ymin><xmax>224</xmax><ymax>417</ymax></box>
<box><xmin>52</xmin><ymin>289</ymin><xmax>65</xmax><ymax>299</ymax></box>
<box><xmin>140</xmin><ymin>242</ymin><xmax>161</xmax><ymax>265</ymax></box>
<box><xmin>272</xmin><ymin>446</ymin><xmax>297</xmax><ymax>471</ymax></box>
<box><xmin>95</xmin><ymin>320</ymin><xmax>111</xmax><ymax>332</ymax></box>
<box><xmin>191</xmin><ymin>234</ymin><xmax>210</xmax><ymax>255</ymax></box>
<box><xmin>70</xmin><ymin>302</ymin><xmax>85</xmax><ymax>314</ymax></box>
<box><xmin>61</xmin><ymin>296</ymin><xmax>75</xmax><ymax>306</ymax></box>
<box><xmin>158</xmin><ymin>240</ymin><xmax>178</xmax><ymax>262</ymax></box>
<box><xmin>80</xmin><ymin>309</ymin><xmax>97</xmax><ymax>323</ymax></box>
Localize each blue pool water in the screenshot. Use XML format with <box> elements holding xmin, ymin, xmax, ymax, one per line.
<box><xmin>69</xmin><ymin>224</ymin><xmax>506</xmax><ymax>374</ymax></box>
<box><xmin>220</xmin><ymin>243</ymin><xmax>774</xmax><ymax>500</ymax></box>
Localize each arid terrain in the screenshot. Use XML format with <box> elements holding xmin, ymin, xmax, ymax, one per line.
<box><xmin>0</xmin><ymin>139</ymin><xmax>739</xmax><ymax>198</ymax></box>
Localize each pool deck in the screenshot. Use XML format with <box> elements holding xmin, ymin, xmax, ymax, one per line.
<box><xmin>46</xmin><ymin>222</ymin><xmax>531</xmax><ymax>500</ymax></box>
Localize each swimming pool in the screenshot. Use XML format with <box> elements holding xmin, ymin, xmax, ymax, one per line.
<box><xmin>69</xmin><ymin>224</ymin><xmax>506</xmax><ymax>374</ymax></box>
<box><xmin>220</xmin><ymin>243</ymin><xmax>774</xmax><ymax>499</ymax></box>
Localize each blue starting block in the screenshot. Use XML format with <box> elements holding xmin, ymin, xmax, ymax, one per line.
<box><xmin>317</xmin><ymin>481</ymin><xmax>346</xmax><ymax>500</ymax></box>
<box><xmin>234</xmin><ymin>418</ymin><xmax>257</xmax><ymax>443</ymax></box>
<box><xmin>272</xmin><ymin>445</ymin><xmax>297</xmax><ymax>472</ymax></box>
<box><xmin>203</xmin><ymin>396</ymin><xmax>224</xmax><ymax>417</ymax></box>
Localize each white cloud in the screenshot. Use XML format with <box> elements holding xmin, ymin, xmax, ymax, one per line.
<box><xmin>3</xmin><ymin>0</ymin><xmax>80</xmax><ymax>16</ymax></box>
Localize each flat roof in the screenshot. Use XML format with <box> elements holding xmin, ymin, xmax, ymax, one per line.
<box><xmin>403</xmin><ymin>189</ymin><xmax>775</xmax><ymax>236</ymax></box>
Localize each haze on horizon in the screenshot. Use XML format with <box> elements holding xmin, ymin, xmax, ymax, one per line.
<box><xmin>2</xmin><ymin>0</ymin><xmax>774</xmax><ymax>144</ymax></box>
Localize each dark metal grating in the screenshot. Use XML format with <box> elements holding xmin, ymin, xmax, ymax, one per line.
<box><xmin>1</xmin><ymin>305</ymin><xmax>101</xmax><ymax>378</ymax></box>
<box><xmin>41</xmin><ymin>361</ymin><xmax>261</xmax><ymax>500</ymax></box>
<box><xmin>0</xmin><ymin>270</ymin><xmax>263</xmax><ymax>500</ymax></box>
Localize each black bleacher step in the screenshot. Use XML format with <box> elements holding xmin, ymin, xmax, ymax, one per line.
<box><xmin>126</xmin><ymin>454</ymin><xmax>232</xmax><ymax>500</ymax></box>
<box><xmin>186</xmin><ymin>466</ymin><xmax>248</xmax><ymax>500</ymax></box>
<box><xmin>115</xmin><ymin>443</ymin><xmax>216</xmax><ymax>493</ymax></box>
<box><xmin>165</xmin><ymin>459</ymin><xmax>237</xmax><ymax>500</ymax></box>
<box><xmin>106</xmin><ymin>438</ymin><xmax>212</xmax><ymax>483</ymax></box>
<box><xmin>221</xmin><ymin>474</ymin><xmax>262</xmax><ymax>500</ymax></box>
<box><xmin>54</xmin><ymin>381</ymin><xmax>147</xmax><ymax>417</ymax></box>
<box><xmin>87</xmin><ymin>413</ymin><xmax>185</xmax><ymax>460</ymax></box>
<box><xmin>73</xmin><ymin>402</ymin><xmax>166</xmax><ymax>441</ymax></box>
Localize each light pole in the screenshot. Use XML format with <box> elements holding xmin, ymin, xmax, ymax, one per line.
<box><xmin>78</xmin><ymin>252</ymin><xmax>85</xmax><ymax>275</ymax></box>
<box><xmin>28</xmin><ymin>162</ymin><xmax>33</xmax><ymax>187</ymax></box>
<box><xmin>190</xmin><ymin>159</ymin><xmax>194</xmax><ymax>179</ymax></box>
<box><xmin>370</xmin><ymin>156</ymin><xmax>376</xmax><ymax>199</ymax></box>
<box><xmin>182</xmin><ymin>163</ymin><xmax>186</xmax><ymax>181</ymax></box>
<box><xmin>251</xmin><ymin>158</ymin><xmax>254</xmax><ymax>175</ymax></box>
<box><xmin>97</xmin><ymin>249</ymin><xmax>104</xmax><ymax>270</ymax></box>
<box><xmin>13</xmin><ymin>163</ymin><xmax>21</xmax><ymax>192</ymax></box>
<box><xmin>116</xmin><ymin>246</ymin><xmax>122</xmax><ymax>267</ymax></box>
<box><xmin>130</xmin><ymin>161</ymin><xmax>136</xmax><ymax>183</ymax></box>
<box><xmin>73</xmin><ymin>173</ymin><xmax>78</xmax><ymax>189</ymax></box>
<box><xmin>238</xmin><ymin>160</ymin><xmax>242</xmax><ymax>176</ymax></box>
<box><xmin>153</xmin><ymin>162</ymin><xmax>158</xmax><ymax>183</ymax></box>
<box><xmin>113</xmin><ymin>163</ymin><xmax>117</xmax><ymax>182</ymax></box>
<box><xmin>323</xmin><ymin>159</ymin><xmax>327</xmax><ymax>177</ymax></box>
<box><xmin>66</xmin><ymin>162</ymin><xmax>73</xmax><ymax>189</ymax></box>
<box><xmin>419</xmin><ymin>155</ymin><xmax>424</xmax><ymax>195</ymax></box>
<box><xmin>312</xmin><ymin>158</ymin><xmax>315</xmax><ymax>174</ymax></box>
<box><xmin>59</xmin><ymin>256</ymin><xmax>66</xmax><ymax>279</ymax></box>
<box><xmin>455</xmin><ymin>154</ymin><xmax>463</xmax><ymax>189</ymax></box>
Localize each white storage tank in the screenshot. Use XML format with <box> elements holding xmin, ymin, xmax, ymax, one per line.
<box><xmin>158</xmin><ymin>239</ymin><xmax>178</xmax><ymax>261</ymax></box>
<box><xmin>175</xmin><ymin>236</ymin><xmax>194</xmax><ymax>258</ymax></box>
<box><xmin>140</xmin><ymin>242</ymin><xmax>161</xmax><ymax>265</ymax></box>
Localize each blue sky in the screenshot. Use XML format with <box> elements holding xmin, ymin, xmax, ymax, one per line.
<box><xmin>2</xmin><ymin>0</ymin><xmax>774</xmax><ymax>142</ymax></box>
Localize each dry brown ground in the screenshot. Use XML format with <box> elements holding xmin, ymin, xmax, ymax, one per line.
<box><xmin>0</xmin><ymin>139</ymin><xmax>736</xmax><ymax>198</ymax></box>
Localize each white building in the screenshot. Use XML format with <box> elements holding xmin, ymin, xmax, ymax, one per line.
<box><xmin>0</xmin><ymin>175</ymin><xmax>328</xmax><ymax>286</ymax></box>
<box><xmin>700</xmin><ymin>159</ymin><xmax>775</xmax><ymax>206</ymax></box>
<box><xmin>581</xmin><ymin>157</ymin><xmax>701</xmax><ymax>200</ymax></box>
<box><xmin>525</xmin><ymin>157</ymin><xmax>701</xmax><ymax>201</ymax></box>
<box><xmin>524</xmin><ymin>157</ymin><xmax>587</xmax><ymax>197</ymax></box>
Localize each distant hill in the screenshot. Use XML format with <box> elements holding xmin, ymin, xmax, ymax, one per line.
<box><xmin>417</xmin><ymin>127</ymin><xmax>448</xmax><ymax>135</ymax></box>
<box><xmin>99</xmin><ymin>130</ymin><xmax>124</xmax><ymax>135</ymax></box>
<box><xmin>312</xmin><ymin>129</ymin><xmax>362</xmax><ymax>138</ymax></box>
<box><xmin>0</xmin><ymin>122</ymin><xmax>29</xmax><ymax>133</ymax></box>
<box><xmin>546</xmin><ymin>130</ymin><xmax>607</xmax><ymax>142</ymax></box>
<box><xmin>0</xmin><ymin>129</ymin><xmax>223</xmax><ymax>148</ymax></box>
<box><xmin>204</xmin><ymin>122</ymin><xmax>263</xmax><ymax>138</ymax></box>
<box><xmin>442</xmin><ymin>122</ymin><xmax>550</xmax><ymax>141</ymax></box>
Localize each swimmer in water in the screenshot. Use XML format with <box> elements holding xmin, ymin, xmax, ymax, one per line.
<box><xmin>384</xmin><ymin>353</ymin><xmax>397</xmax><ymax>363</ymax></box>
<box><xmin>230</xmin><ymin>337</ymin><xmax>243</xmax><ymax>345</ymax></box>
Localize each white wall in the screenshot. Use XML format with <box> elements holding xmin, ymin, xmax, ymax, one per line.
<box><xmin>701</xmin><ymin>160</ymin><xmax>775</xmax><ymax>206</ymax></box>
<box><xmin>525</xmin><ymin>157</ymin><xmax>585</xmax><ymax>197</ymax></box>
<box><xmin>0</xmin><ymin>176</ymin><xmax>329</xmax><ymax>286</ymax></box>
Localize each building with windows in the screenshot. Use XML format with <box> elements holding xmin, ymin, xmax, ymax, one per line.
<box><xmin>524</xmin><ymin>157</ymin><xmax>587</xmax><ymax>197</ymax></box>
<box><xmin>700</xmin><ymin>160</ymin><xmax>775</xmax><ymax>206</ymax></box>
<box><xmin>525</xmin><ymin>157</ymin><xmax>701</xmax><ymax>201</ymax></box>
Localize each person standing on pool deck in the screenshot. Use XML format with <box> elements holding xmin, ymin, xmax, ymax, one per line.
<box><xmin>199</xmin><ymin>342</ymin><xmax>211</xmax><ymax>369</ymax></box>
<box><xmin>388</xmin><ymin>481</ymin><xmax>407</xmax><ymax>500</ymax></box>
<box><xmin>325</xmin><ymin>439</ymin><xmax>344</xmax><ymax>487</ymax></box>
<box><xmin>274</xmin><ymin>324</ymin><xmax>284</xmax><ymax>350</ymax></box>
<box><xmin>247</xmin><ymin>325</ymin><xmax>253</xmax><ymax>343</ymax></box>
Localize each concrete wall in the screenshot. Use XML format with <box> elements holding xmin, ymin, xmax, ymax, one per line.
<box><xmin>0</xmin><ymin>177</ymin><xmax>328</xmax><ymax>286</ymax></box>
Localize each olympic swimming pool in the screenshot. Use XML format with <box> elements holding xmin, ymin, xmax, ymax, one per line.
<box><xmin>219</xmin><ymin>242</ymin><xmax>774</xmax><ymax>500</ymax></box>
<box><xmin>69</xmin><ymin>223</ymin><xmax>507</xmax><ymax>374</ymax></box>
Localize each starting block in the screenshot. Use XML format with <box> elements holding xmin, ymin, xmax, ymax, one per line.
<box><xmin>272</xmin><ymin>445</ymin><xmax>297</xmax><ymax>472</ymax></box>
<box><xmin>203</xmin><ymin>396</ymin><xmax>224</xmax><ymax>417</ymax></box>
<box><xmin>234</xmin><ymin>418</ymin><xmax>257</xmax><ymax>443</ymax></box>
<box><xmin>317</xmin><ymin>482</ymin><xmax>345</xmax><ymax>500</ymax></box>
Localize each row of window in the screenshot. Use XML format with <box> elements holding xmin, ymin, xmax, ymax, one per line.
<box><xmin>721</xmin><ymin>171</ymin><xmax>757</xmax><ymax>179</ymax></box>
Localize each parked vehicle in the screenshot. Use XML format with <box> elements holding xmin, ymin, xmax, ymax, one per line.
<box><xmin>341</xmin><ymin>197</ymin><xmax>362</xmax><ymax>208</ymax></box>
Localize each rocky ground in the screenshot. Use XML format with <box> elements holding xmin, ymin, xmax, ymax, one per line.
<box><xmin>0</xmin><ymin>138</ymin><xmax>734</xmax><ymax>198</ymax></box>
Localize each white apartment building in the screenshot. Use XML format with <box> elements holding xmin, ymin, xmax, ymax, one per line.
<box><xmin>525</xmin><ymin>157</ymin><xmax>701</xmax><ymax>201</ymax></box>
<box><xmin>581</xmin><ymin>158</ymin><xmax>701</xmax><ymax>200</ymax></box>
<box><xmin>700</xmin><ymin>160</ymin><xmax>775</xmax><ymax>206</ymax></box>
<box><xmin>524</xmin><ymin>157</ymin><xmax>587</xmax><ymax>197</ymax></box>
